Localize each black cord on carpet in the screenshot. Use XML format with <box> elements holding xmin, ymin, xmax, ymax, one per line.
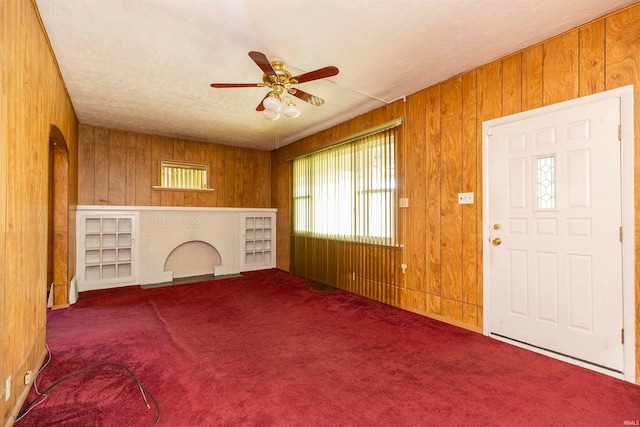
<box><xmin>15</xmin><ymin>344</ymin><xmax>160</xmax><ymax>426</ymax></box>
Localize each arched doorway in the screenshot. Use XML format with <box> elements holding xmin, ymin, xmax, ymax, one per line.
<box><xmin>48</xmin><ymin>125</ymin><xmax>70</xmax><ymax>308</ymax></box>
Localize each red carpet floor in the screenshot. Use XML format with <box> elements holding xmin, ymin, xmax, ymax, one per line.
<box><xmin>17</xmin><ymin>269</ymin><xmax>640</xmax><ymax>426</ymax></box>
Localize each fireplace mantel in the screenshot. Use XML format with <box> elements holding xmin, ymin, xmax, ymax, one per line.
<box><xmin>76</xmin><ymin>205</ymin><xmax>277</xmax><ymax>291</ymax></box>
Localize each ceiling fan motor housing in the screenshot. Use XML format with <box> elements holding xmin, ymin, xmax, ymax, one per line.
<box><xmin>262</xmin><ymin>59</ymin><xmax>296</xmax><ymax>97</ymax></box>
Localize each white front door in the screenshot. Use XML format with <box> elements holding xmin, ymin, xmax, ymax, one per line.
<box><xmin>487</xmin><ymin>96</ymin><xmax>623</xmax><ymax>372</ymax></box>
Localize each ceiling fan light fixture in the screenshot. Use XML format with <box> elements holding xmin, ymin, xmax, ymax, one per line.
<box><xmin>263</xmin><ymin>95</ymin><xmax>281</xmax><ymax>112</ymax></box>
<box><xmin>210</xmin><ymin>51</ymin><xmax>339</xmax><ymax>121</ymax></box>
<box><xmin>283</xmin><ymin>101</ymin><xmax>301</xmax><ymax>118</ymax></box>
<box><xmin>263</xmin><ymin>109</ymin><xmax>281</xmax><ymax>121</ymax></box>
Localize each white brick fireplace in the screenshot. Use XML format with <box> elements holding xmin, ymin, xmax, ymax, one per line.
<box><xmin>76</xmin><ymin>206</ymin><xmax>276</xmax><ymax>291</ymax></box>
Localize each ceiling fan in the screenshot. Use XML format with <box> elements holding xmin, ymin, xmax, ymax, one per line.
<box><xmin>210</xmin><ymin>51</ymin><xmax>339</xmax><ymax>120</ymax></box>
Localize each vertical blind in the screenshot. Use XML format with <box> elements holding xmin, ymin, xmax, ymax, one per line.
<box><xmin>292</xmin><ymin>123</ymin><xmax>398</xmax><ymax>246</ymax></box>
<box><xmin>160</xmin><ymin>161</ymin><xmax>208</xmax><ymax>189</ymax></box>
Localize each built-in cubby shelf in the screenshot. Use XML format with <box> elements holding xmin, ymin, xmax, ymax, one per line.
<box><xmin>77</xmin><ymin>212</ymin><xmax>138</xmax><ymax>290</ymax></box>
<box><xmin>242</xmin><ymin>214</ymin><xmax>275</xmax><ymax>270</ymax></box>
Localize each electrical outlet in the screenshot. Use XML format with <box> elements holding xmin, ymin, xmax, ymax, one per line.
<box><xmin>24</xmin><ymin>371</ymin><xmax>32</xmax><ymax>385</ymax></box>
<box><xmin>458</xmin><ymin>192</ymin><xmax>474</xmax><ymax>204</ymax></box>
<box><xmin>5</xmin><ymin>376</ymin><xmax>11</xmax><ymax>401</ymax></box>
<box><xmin>398</xmin><ymin>197</ymin><xmax>409</xmax><ymax>208</ymax></box>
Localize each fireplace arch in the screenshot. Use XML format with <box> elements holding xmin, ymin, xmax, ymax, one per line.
<box><xmin>164</xmin><ymin>240</ymin><xmax>222</xmax><ymax>279</ymax></box>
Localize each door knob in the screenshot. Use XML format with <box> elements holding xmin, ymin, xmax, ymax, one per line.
<box><xmin>492</xmin><ymin>238</ymin><xmax>502</xmax><ymax>246</ymax></box>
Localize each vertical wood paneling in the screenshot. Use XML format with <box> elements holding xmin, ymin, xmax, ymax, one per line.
<box><xmin>94</xmin><ymin>127</ymin><xmax>109</xmax><ymax>204</ymax></box>
<box><xmin>579</xmin><ymin>20</ymin><xmax>606</xmax><ymax>96</ymax></box>
<box><xmin>150</xmin><ymin>135</ymin><xmax>162</xmax><ymax>206</ymax></box>
<box><xmin>477</xmin><ymin>62</ymin><xmax>503</xmax><ymax>123</ymax></box>
<box><xmin>225</xmin><ymin>146</ymin><xmax>236</xmax><ymax>206</ymax></box>
<box><xmin>51</xmin><ymin>144</ymin><xmax>70</xmax><ymax>307</ymax></box>
<box><xmin>258</xmin><ymin>151</ymin><xmax>271</xmax><ymax>207</ymax></box>
<box><xmin>107</xmin><ymin>129</ymin><xmax>126</xmax><ymax>206</ymax></box>
<box><xmin>242</xmin><ymin>149</ymin><xmax>255</xmax><ymax>207</ymax></box>
<box><xmin>136</xmin><ymin>133</ymin><xmax>152</xmax><ymax>205</ymax></box>
<box><xmin>463</xmin><ymin>303</ymin><xmax>478</xmax><ymax>326</ymax></box>
<box><xmin>272</xmin><ymin>148</ymin><xmax>290</xmax><ymax>269</ymax></box>
<box><xmin>206</xmin><ymin>143</ymin><xmax>218</xmax><ymax>206</ymax></box>
<box><xmin>425</xmin><ymin>86</ymin><xmax>442</xmax><ymax>302</ymax></box>
<box><xmin>427</xmin><ymin>294</ymin><xmax>442</xmax><ymax>316</ymax></box>
<box><xmin>234</xmin><ymin>147</ymin><xmax>244</xmax><ymax>206</ymax></box>
<box><xmin>175</xmin><ymin>138</ymin><xmax>185</xmax><ymax>162</ymax></box>
<box><xmin>216</xmin><ymin>145</ymin><xmax>227</xmax><ymax>205</ymax></box>
<box><xmin>442</xmin><ymin>298</ymin><xmax>463</xmax><ymax>322</ymax></box>
<box><xmin>77</xmin><ymin>124</ymin><xmax>94</xmax><ymax>204</ymax></box>
<box><xmin>461</xmin><ymin>71</ymin><xmax>478</xmax><ymax>312</ymax></box>
<box><xmin>327</xmin><ymin>239</ymin><xmax>337</xmax><ymax>286</ymax></box>
<box><xmin>605</xmin><ymin>7</ymin><xmax>640</xmax><ymax>91</ymax></box>
<box><xmin>125</xmin><ymin>132</ymin><xmax>137</xmax><ymax>205</ymax></box>
<box><xmin>543</xmin><ymin>30</ymin><xmax>579</xmax><ymax>105</ymax></box>
<box><xmin>440</xmin><ymin>77</ymin><xmax>463</xmax><ymax>311</ymax></box>
<box><xmin>502</xmin><ymin>53</ymin><xmax>522</xmax><ymax>116</ymax></box>
<box><xmin>521</xmin><ymin>45</ymin><xmax>543</xmax><ymax>110</ymax></box>
<box><xmin>407</xmin><ymin>91</ymin><xmax>427</xmax><ymax>299</ymax></box>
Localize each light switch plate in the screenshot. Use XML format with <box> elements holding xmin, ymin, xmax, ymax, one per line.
<box><xmin>458</xmin><ymin>192</ymin><xmax>474</xmax><ymax>204</ymax></box>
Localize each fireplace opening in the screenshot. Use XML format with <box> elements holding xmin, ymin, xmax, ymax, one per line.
<box><xmin>164</xmin><ymin>240</ymin><xmax>222</xmax><ymax>279</ymax></box>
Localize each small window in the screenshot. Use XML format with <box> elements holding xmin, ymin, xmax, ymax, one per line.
<box><xmin>535</xmin><ymin>155</ymin><xmax>555</xmax><ymax>209</ymax></box>
<box><xmin>160</xmin><ymin>161</ymin><xmax>208</xmax><ymax>190</ymax></box>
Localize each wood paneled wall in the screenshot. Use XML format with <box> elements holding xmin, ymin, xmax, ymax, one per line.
<box><xmin>78</xmin><ymin>125</ymin><xmax>271</xmax><ymax>208</ymax></box>
<box><xmin>1</xmin><ymin>0</ymin><xmax>79</xmax><ymax>423</ymax></box>
<box><xmin>272</xmin><ymin>4</ymin><xmax>640</xmax><ymax>382</ymax></box>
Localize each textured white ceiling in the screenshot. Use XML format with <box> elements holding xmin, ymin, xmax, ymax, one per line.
<box><xmin>36</xmin><ymin>0</ymin><xmax>636</xmax><ymax>150</ymax></box>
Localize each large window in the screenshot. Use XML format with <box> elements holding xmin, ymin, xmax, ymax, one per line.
<box><xmin>292</xmin><ymin>122</ymin><xmax>398</xmax><ymax>246</ymax></box>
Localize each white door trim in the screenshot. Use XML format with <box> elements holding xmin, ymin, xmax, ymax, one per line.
<box><xmin>482</xmin><ymin>85</ymin><xmax>635</xmax><ymax>383</ymax></box>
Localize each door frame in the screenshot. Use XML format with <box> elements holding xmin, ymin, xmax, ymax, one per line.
<box><xmin>481</xmin><ymin>85</ymin><xmax>635</xmax><ymax>382</ymax></box>
<box><xmin>49</xmin><ymin>125</ymin><xmax>70</xmax><ymax>309</ymax></box>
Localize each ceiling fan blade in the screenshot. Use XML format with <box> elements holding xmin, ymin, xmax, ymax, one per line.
<box><xmin>256</xmin><ymin>93</ymin><xmax>270</xmax><ymax>111</ymax></box>
<box><xmin>248</xmin><ymin>51</ymin><xmax>277</xmax><ymax>79</ymax></box>
<box><xmin>292</xmin><ymin>66</ymin><xmax>339</xmax><ymax>84</ymax></box>
<box><xmin>210</xmin><ymin>83</ymin><xmax>261</xmax><ymax>88</ymax></box>
<box><xmin>290</xmin><ymin>88</ymin><xmax>325</xmax><ymax>106</ymax></box>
